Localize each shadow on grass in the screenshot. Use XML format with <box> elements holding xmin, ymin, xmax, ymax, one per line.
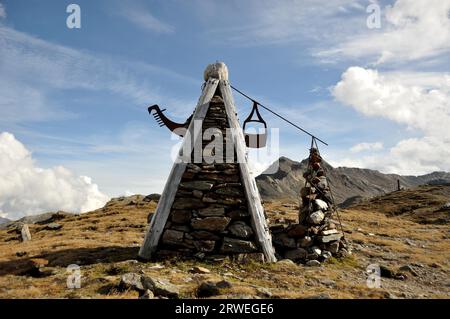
<box><xmin>0</xmin><ymin>246</ymin><xmax>139</xmax><ymax>276</ymax></box>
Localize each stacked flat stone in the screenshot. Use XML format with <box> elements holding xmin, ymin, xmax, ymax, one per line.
<box><xmin>156</xmin><ymin>93</ymin><xmax>264</xmax><ymax>262</ymax></box>
<box><xmin>271</xmin><ymin>148</ymin><xmax>349</xmax><ymax>264</ymax></box>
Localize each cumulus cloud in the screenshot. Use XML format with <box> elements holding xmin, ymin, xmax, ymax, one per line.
<box><xmin>0</xmin><ymin>132</ymin><xmax>109</xmax><ymax>220</ymax></box>
<box><xmin>317</xmin><ymin>0</ymin><xmax>450</xmax><ymax>64</ymax></box>
<box><xmin>350</xmin><ymin>142</ymin><xmax>383</xmax><ymax>153</ymax></box>
<box><xmin>115</xmin><ymin>5</ymin><xmax>174</xmax><ymax>34</ymax></box>
<box><xmin>332</xmin><ymin>67</ymin><xmax>450</xmax><ymax>174</ymax></box>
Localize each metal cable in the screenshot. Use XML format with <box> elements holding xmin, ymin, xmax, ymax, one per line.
<box><xmin>230</xmin><ymin>84</ymin><xmax>328</xmax><ymax>146</ymax></box>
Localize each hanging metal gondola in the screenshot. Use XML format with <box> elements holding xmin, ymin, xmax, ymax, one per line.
<box><xmin>243</xmin><ymin>101</ymin><xmax>268</xmax><ymax>148</ymax></box>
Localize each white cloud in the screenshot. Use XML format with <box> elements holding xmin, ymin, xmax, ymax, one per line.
<box><xmin>0</xmin><ymin>3</ymin><xmax>6</xmax><ymax>19</ymax></box>
<box><xmin>0</xmin><ymin>25</ymin><xmax>193</xmax><ymax>125</ymax></box>
<box><xmin>117</xmin><ymin>6</ymin><xmax>174</xmax><ymax>34</ymax></box>
<box><xmin>317</xmin><ymin>0</ymin><xmax>450</xmax><ymax>64</ymax></box>
<box><xmin>332</xmin><ymin>66</ymin><xmax>450</xmax><ymax>174</ymax></box>
<box><xmin>350</xmin><ymin>142</ymin><xmax>383</xmax><ymax>153</ymax></box>
<box><xmin>0</xmin><ymin>132</ymin><xmax>109</xmax><ymax>220</ymax></box>
<box><xmin>199</xmin><ymin>0</ymin><xmax>365</xmax><ymax>46</ymax></box>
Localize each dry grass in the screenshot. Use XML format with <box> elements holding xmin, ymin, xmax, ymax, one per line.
<box><xmin>0</xmin><ymin>190</ymin><xmax>449</xmax><ymax>299</ymax></box>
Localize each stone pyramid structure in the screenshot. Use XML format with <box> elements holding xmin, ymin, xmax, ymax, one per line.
<box><xmin>139</xmin><ymin>63</ymin><xmax>276</xmax><ymax>262</ymax></box>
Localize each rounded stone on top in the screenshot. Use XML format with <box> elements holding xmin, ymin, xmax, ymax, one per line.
<box><xmin>204</xmin><ymin>61</ymin><xmax>229</xmax><ymax>81</ymax></box>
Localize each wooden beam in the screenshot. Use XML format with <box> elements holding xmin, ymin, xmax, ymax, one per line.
<box><xmin>139</xmin><ymin>78</ymin><xmax>219</xmax><ymax>260</ymax></box>
<box><xmin>219</xmin><ymin>80</ymin><xmax>277</xmax><ymax>263</ymax></box>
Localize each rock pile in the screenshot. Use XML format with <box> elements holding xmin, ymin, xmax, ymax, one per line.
<box><xmin>155</xmin><ymin>93</ymin><xmax>264</xmax><ymax>262</ymax></box>
<box><xmin>271</xmin><ymin>147</ymin><xmax>349</xmax><ymax>264</ymax></box>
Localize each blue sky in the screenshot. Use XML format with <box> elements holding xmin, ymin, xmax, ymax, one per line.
<box><xmin>1</xmin><ymin>0</ymin><xmax>450</xmax><ymax>218</ymax></box>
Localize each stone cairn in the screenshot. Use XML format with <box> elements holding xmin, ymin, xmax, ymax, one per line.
<box><xmin>270</xmin><ymin>147</ymin><xmax>349</xmax><ymax>264</ymax></box>
<box><xmin>155</xmin><ymin>91</ymin><xmax>264</xmax><ymax>262</ymax></box>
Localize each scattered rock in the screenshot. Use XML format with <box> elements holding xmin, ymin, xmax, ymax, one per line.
<box><xmin>256</xmin><ymin>287</ymin><xmax>272</xmax><ymax>298</ymax></box>
<box><xmin>20</xmin><ymin>224</ymin><xmax>32</xmax><ymax>242</ymax></box>
<box><xmin>399</xmin><ymin>265</ymin><xmax>419</xmax><ymax>277</ymax></box>
<box><xmin>139</xmin><ymin>289</ymin><xmax>154</xmax><ymax>299</ymax></box>
<box><xmin>119</xmin><ymin>273</ymin><xmax>145</xmax><ymax>292</ymax></box>
<box><xmin>306</xmin><ymin>260</ymin><xmax>321</xmax><ymax>267</ymax></box>
<box><xmin>143</xmin><ymin>193</ymin><xmax>161</xmax><ymax>202</ymax></box>
<box><xmin>45</xmin><ymin>223</ymin><xmax>62</xmax><ymax>231</ymax></box>
<box><xmin>196</xmin><ymin>280</ymin><xmax>232</xmax><ymax>297</ymax></box>
<box><xmin>216</xmin><ymin>280</ymin><xmax>232</xmax><ymax>289</ymax></box>
<box><xmin>143</xmin><ymin>277</ymin><xmax>180</xmax><ymax>299</ymax></box>
<box><xmin>197</xmin><ymin>281</ymin><xmax>220</xmax><ymax>297</ymax></box>
<box><xmin>16</xmin><ymin>251</ymin><xmax>27</xmax><ymax>257</ymax></box>
<box><xmin>190</xmin><ymin>266</ymin><xmax>211</xmax><ymax>274</ymax></box>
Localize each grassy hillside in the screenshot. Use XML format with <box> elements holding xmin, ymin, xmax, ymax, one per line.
<box><xmin>0</xmin><ymin>190</ymin><xmax>448</xmax><ymax>299</ymax></box>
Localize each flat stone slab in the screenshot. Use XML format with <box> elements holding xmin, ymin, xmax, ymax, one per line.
<box><xmin>191</xmin><ymin>217</ymin><xmax>231</xmax><ymax>232</ymax></box>
<box><xmin>317</xmin><ymin>232</ymin><xmax>343</xmax><ymax>243</ymax></box>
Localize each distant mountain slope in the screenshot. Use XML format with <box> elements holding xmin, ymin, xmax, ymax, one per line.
<box><xmin>0</xmin><ymin>217</ymin><xmax>10</xmax><ymax>225</ymax></box>
<box><xmin>346</xmin><ymin>184</ymin><xmax>450</xmax><ymax>225</ymax></box>
<box><xmin>256</xmin><ymin>157</ymin><xmax>450</xmax><ymax>204</ymax></box>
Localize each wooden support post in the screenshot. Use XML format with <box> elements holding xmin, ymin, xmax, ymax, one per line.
<box><xmin>139</xmin><ymin>78</ymin><xmax>219</xmax><ymax>260</ymax></box>
<box><xmin>219</xmin><ymin>80</ymin><xmax>277</xmax><ymax>263</ymax></box>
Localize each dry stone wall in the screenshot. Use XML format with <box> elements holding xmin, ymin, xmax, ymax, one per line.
<box><xmin>155</xmin><ymin>94</ymin><xmax>264</xmax><ymax>262</ymax></box>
